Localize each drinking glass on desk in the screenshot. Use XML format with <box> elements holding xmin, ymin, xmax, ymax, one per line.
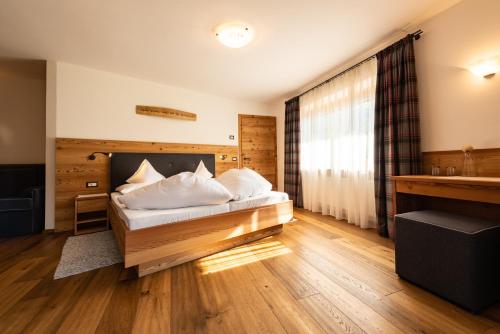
<box><xmin>432</xmin><ymin>165</ymin><xmax>440</xmax><ymax>176</ymax></box>
<box><xmin>446</xmin><ymin>166</ymin><xmax>456</xmax><ymax>176</ymax></box>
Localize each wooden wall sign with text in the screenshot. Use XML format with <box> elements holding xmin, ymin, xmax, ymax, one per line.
<box><xmin>136</xmin><ymin>105</ymin><xmax>197</xmax><ymax>121</ymax></box>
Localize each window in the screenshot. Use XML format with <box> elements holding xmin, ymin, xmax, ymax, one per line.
<box><xmin>299</xmin><ymin>58</ymin><xmax>377</xmax><ymax>228</ymax></box>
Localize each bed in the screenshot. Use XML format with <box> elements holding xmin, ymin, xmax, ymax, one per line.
<box><xmin>108</xmin><ymin>153</ymin><xmax>293</xmax><ymax>277</ymax></box>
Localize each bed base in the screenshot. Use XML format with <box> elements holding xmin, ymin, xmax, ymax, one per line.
<box><xmin>109</xmin><ymin>200</ymin><xmax>293</xmax><ymax>277</ymax></box>
<box><xmin>137</xmin><ymin>224</ymin><xmax>283</xmax><ymax>276</ymax></box>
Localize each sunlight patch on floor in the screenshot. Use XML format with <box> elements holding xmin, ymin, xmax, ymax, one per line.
<box><xmin>197</xmin><ymin>240</ymin><xmax>292</xmax><ymax>274</ymax></box>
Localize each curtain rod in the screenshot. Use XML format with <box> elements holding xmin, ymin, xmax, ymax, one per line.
<box><xmin>286</xmin><ymin>29</ymin><xmax>423</xmax><ymax>102</ymax></box>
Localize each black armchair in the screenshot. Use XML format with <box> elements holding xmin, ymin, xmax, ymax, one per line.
<box><xmin>0</xmin><ymin>165</ymin><xmax>45</xmax><ymax>236</ymax></box>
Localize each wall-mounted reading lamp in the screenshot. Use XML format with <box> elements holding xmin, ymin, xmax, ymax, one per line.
<box><xmin>87</xmin><ymin>152</ymin><xmax>113</xmax><ymax>160</ymax></box>
<box><xmin>219</xmin><ymin>154</ymin><xmax>228</xmax><ymax>160</ymax></box>
<box><xmin>470</xmin><ymin>57</ymin><xmax>500</xmax><ymax>78</ymax></box>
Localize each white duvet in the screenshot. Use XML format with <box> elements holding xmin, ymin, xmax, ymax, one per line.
<box><xmin>119</xmin><ymin>171</ymin><xmax>233</xmax><ymax>210</ymax></box>
<box><xmin>216</xmin><ymin>167</ymin><xmax>272</xmax><ymax>200</ymax></box>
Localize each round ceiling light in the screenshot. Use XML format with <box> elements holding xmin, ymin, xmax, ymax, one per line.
<box><xmin>215</xmin><ymin>22</ymin><xmax>253</xmax><ymax>48</ymax></box>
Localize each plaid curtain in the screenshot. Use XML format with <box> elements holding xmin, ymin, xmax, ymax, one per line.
<box><xmin>374</xmin><ymin>35</ymin><xmax>422</xmax><ymax>238</ymax></box>
<box><xmin>284</xmin><ymin>97</ymin><xmax>303</xmax><ymax>207</ymax></box>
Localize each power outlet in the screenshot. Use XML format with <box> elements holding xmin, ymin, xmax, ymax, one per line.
<box><xmin>232</xmin><ymin>157</ymin><xmax>237</xmax><ymax>161</ymax></box>
<box><xmin>86</xmin><ymin>181</ymin><xmax>98</xmax><ymax>188</ymax></box>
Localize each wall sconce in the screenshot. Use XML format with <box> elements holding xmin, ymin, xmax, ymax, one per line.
<box><xmin>219</xmin><ymin>154</ymin><xmax>228</xmax><ymax>160</ymax></box>
<box><xmin>470</xmin><ymin>57</ymin><xmax>500</xmax><ymax>78</ymax></box>
<box><xmin>87</xmin><ymin>152</ymin><xmax>113</xmax><ymax>160</ymax></box>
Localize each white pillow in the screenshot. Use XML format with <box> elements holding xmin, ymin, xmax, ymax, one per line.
<box><xmin>115</xmin><ymin>183</ymin><xmax>151</xmax><ymax>194</ymax></box>
<box><xmin>215</xmin><ymin>168</ymin><xmax>272</xmax><ymax>201</ymax></box>
<box><xmin>194</xmin><ymin>160</ymin><xmax>213</xmax><ymax>179</ymax></box>
<box><xmin>120</xmin><ymin>172</ymin><xmax>232</xmax><ymax>210</ymax></box>
<box><xmin>126</xmin><ymin>159</ymin><xmax>164</xmax><ymax>184</ymax></box>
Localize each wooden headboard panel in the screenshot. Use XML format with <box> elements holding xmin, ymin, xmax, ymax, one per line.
<box><xmin>55</xmin><ymin>138</ymin><xmax>238</xmax><ymax>231</ymax></box>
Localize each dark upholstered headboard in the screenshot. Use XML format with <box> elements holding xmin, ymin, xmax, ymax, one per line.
<box><xmin>110</xmin><ymin>153</ymin><xmax>215</xmax><ymax>190</ymax></box>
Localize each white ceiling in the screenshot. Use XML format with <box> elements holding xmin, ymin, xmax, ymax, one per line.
<box><xmin>0</xmin><ymin>0</ymin><xmax>458</xmax><ymax>103</ymax></box>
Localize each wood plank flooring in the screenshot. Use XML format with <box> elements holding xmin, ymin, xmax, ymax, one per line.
<box><xmin>1</xmin><ymin>208</ymin><xmax>500</xmax><ymax>333</ymax></box>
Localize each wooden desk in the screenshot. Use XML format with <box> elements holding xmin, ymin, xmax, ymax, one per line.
<box><xmin>392</xmin><ymin>176</ymin><xmax>500</xmax><ymax>221</ymax></box>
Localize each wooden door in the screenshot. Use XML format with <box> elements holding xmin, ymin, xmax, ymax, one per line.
<box><xmin>238</xmin><ymin>114</ymin><xmax>277</xmax><ymax>189</ymax></box>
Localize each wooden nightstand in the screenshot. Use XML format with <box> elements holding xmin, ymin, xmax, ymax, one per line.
<box><xmin>74</xmin><ymin>193</ymin><xmax>109</xmax><ymax>235</ymax></box>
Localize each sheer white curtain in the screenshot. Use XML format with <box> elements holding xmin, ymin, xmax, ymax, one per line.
<box><xmin>300</xmin><ymin>58</ymin><xmax>377</xmax><ymax>228</ymax></box>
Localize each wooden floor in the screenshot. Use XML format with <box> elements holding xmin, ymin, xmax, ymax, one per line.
<box><xmin>1</xmin><ymin>208</ymin><xmax>500</xmax><ymax>333</ymax></box>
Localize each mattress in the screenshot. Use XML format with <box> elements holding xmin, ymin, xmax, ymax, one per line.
<box><xmin>111</xmin><ymin>191</ymin><xmax>289</xmax><ymax>231</ymax></box>
<box><xmin>228</xmin><ymin>191</ymin><xmax>289</xmax><ymax>211</ymax></box>
<box><xmin>111</xmin><ymin>192</ymin><xmax>230</xmax><ymax>230</ymax></box>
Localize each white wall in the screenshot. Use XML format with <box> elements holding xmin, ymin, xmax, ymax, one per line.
<box><xmin>273</xmin><ymin>101</ymin><xmax>285</xmax><ymax>192</ymax></box>
<box><xmin>45</xmin><ymin>61</ymin><xmax>57</xmax><ymax>230</ymax></box>
<box><xmin>274</xmin><ymin>0</ymin><xmax>500</xmax><ymax>173</ymax></box>
<box><xmin>55</xmin><ymin>62</ymin><xmax>274</xmax><ymax>145</ymax></box>
<box><xmin>416</xmin><ymin>0</ymin><xmax>500</xmax><ymax>151</ymax></box>
<box><xmin>45</xmin><ymin>62</ymin><xmax>278</xmax><ymax>229</ymax></box>
<box><xmin>0</xmin><ymin>60</ymin><xmax>46</xmax><ymax>164</ymax></box>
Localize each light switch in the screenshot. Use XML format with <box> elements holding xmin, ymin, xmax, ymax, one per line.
<box><xmin>86</xmin><ymin>181</ymin><xmax>98</xmax><ymax>188</ymax></box>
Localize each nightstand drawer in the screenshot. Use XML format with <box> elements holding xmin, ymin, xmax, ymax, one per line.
<box><xmin>77</xmin><ymin>198</ymin><xmax>108</xmax><ymax>213</ymax></box>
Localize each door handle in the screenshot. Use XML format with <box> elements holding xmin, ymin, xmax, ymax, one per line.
<box><xmin>243</xmin><ymin>157</ymin><xmax>251</xmax><ymax>161</ymax></box>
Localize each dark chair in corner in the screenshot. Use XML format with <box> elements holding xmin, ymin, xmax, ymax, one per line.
<box><xmin>0</xmin><ymin>164</ymin><xmax>45</xmax><ymax>236</ymax></box>
<box><xmin>395</xmin><ymin>210</ymin><xmax>500</xmax><ymax>313</ymax></box>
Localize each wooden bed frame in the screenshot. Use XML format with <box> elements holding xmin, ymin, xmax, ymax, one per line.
<box><xmin>109</xmin><ymin>200</ymin><xmax>293</xmax><ymax>277</ymax></box>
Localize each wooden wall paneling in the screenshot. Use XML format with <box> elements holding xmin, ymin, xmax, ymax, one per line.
<box><xmin>55</xmin><ymin>138</ymin><xmax>238</xmax><ymax>231</ymax></box>
<box><xmin>422</xmin><ymin>148</ymin><xmax>500</xmax><ymax>177</ymax></box>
